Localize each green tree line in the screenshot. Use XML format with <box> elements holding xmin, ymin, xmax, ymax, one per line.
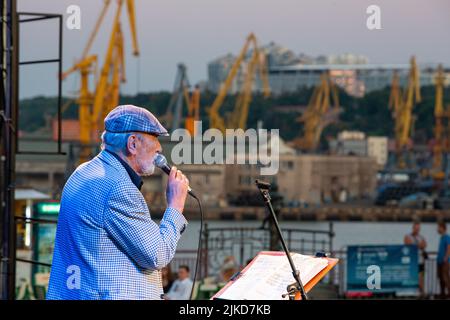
<box><xmin>18</xmin><ymin>85</ymin><xmax>450</xmax><ymax>146</ymax></box>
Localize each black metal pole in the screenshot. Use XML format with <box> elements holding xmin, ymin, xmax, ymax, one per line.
<box><xmin>0</xmin><ymin>8</ymin><xmax>64</xmax><ymax>299</ymax></box>
<box><xmin>57</xmin><ymin>15</ymin><xmax>63</xmax><ymax>154</ymax></box>
<box><xmin>255</xmin><ymin>180</ymin><xmax>308</xmax><ymax>300</ymax></box>
<box><xmin>8</xmin><ymin>0</ymin><xmax>17</xmax><ymax>300</ymax></box>
<box><xmin>16</xmin><ymin>12</ymin><xmax>65</xmax><ymax>157</ymax></box>
<box><xmin>1</xmin><ymin>0</ymin><xmax>17</xmax><ymax>300</ymax></box>
<box><xmin>0</xmin><ymin>0</ymin><xmax>6</xmax><ymax>300</ymax></box>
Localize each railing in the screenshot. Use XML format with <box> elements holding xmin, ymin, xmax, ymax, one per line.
<box><xmin>12</xmin><ymin>215</ymin><xmax>335</xmax><ymax>299</ymax></box>
<box><xmin>14</xmin><ymin>216</ymin><xmax>57</xmax><ymax>300</ymax></box>
<box><xmin>14</xmin><ymin>216</ymin><xmax>56</xmax><ymax>268</ymax></box>
<box><xmin>423</xmin><ymin>255</ymin><xmax>441</xmax><ymax>296</ymax></box>
<box><xmin>14</xmin><ymin>213</ymin><xmax>443</xmax><ymax>300</ymax></box>
<box><xmin>168</xmin><ymin>249</ymin><xmax>204</xmax><ymax>278</ymax></box>
<box><xmin>200</xmin><ymin>222</ymin><xmax>334</xmax><ymax>279</ymax></box>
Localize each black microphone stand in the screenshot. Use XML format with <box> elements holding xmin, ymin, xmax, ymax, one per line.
<box><xmin>255</xmin><ymin>179</ymin><xmax>308</xmax><ymax>300</ymax></box>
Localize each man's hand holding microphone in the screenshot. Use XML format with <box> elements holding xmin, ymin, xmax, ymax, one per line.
<box><xmin>166</xmin><ymin>165</ymin><xmax>189</xmax><ymax>214</ymax></box>
<box><xmin>154</xmin><ymin>153</ymin><xmax>198</xmax><ymax>214</ymax></box>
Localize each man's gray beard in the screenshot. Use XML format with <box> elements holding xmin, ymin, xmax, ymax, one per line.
<box><xmin>141</xmin><ymin>163</ymin><xmax>155</xmax><ymax>176</ymax></box>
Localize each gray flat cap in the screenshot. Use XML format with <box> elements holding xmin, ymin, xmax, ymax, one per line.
<box><xmin>104</xmin><ymin>105</ymin><xmax>169</xmax><ymax>136</ymax></box>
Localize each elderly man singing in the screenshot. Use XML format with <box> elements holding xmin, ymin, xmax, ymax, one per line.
<box><xmin>47</xmin><ymin>105</ymin><xmax>189</xmax><ymax>300</ymax></box>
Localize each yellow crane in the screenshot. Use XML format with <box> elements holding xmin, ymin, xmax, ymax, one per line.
<box><xmin>207</xmin><ymin>33</ymin><xmax>270</xmax><ymax>133</ymax></box>
<box><xmin>432</xmin><ymin>64</ymin><xmax>447</xmax><ymax>179</ymax></box>
<box><xmin>91</xmin><ymin>0</ymin><xmax>139</xmax><ymax>139</ymax></box>
<box><xmin>101</xmin><ymin>22</ymin><xmax>127</xmax><ymax>121</ymax></box>
<box><xmin>401</xmin><ymin>56</ymin><xmax>421</xmax><ymax>147</ymax></box>
<box><xmin>389</xmin><ymin>56</ymin><xmax>421</xmax><ymax>168</ymax></box>
<box><xmin>389</xmin><ymin>70</ymin><xmax>404</xmax><ymax>164</ymax></box>
<box><xmin>388</xmin><ymin>70</ymin><xmax>402</xmax><ymax>120</ymax></box>
<box><xmin>293</xmin><ymin>72</ymin><xmax>340</xmax><ymax>151</ymax></box>
<box><xmin>60</xmin><ymin>55</ymin><xmax>98</xmax><ymax>157</ymax></box>
<box><xmin>229</xmin><ymin>47</ymin><xmax>270</xmax><ymax>130</ymax></box>
<box><xmin>61</xmin><ymin>0</ymin><xmax>139</xmax><ymax>162</ymax></box>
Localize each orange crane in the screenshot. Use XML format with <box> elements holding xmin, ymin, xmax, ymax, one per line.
<box><xmin>292</xmin><ymin>72</ymin><xmax>340</xmax><ymax>151</ymax></box>
<box><xmin>207</xmin><ymin>33</ymin><xmax>270</xmax><ymax>133</ymax></box>
<box><xmin>185</xmin><ymin>85</ymin><xmax>201</xmax><ymax>135</ymax></box>
<box><xmin>61</xmin><ymin>0</ymin><xmax>139</xmax><ymax>162</ymax></box>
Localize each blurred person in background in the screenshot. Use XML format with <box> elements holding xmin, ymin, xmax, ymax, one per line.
<box><xmin>437</xmin><ymin>221</ymin><xmax>450</xmax><ymax>299</ymax></box>
<box><xmin>219</xmin><ymin>256</ymin><xmax>238</xmax><ymax>283</ymax></box>
<box><xmin>161</xmin><ymin>265</ymin><xmax>174</xmax><ymax>294</ymax></box>
<box><xmin>164</xmin><ymin>265</ymin><xmax>193</xmax><ymax>300</ymax></box>
<box><xmin>404</xmin><ymin>220</ymin><xmax>427</xmax><ymax>297</ymax></box>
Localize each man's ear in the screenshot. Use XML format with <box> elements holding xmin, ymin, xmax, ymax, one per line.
<box><xmin>127</xmin><ymin>134</ymin><xmax>138</xmax><ymax>156</ymax></box>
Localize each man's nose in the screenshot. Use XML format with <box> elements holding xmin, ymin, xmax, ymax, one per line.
<box><xmin>156</xmin><ymin>140</ymin><xmax>162</xmax><ymax>153</ymax></box>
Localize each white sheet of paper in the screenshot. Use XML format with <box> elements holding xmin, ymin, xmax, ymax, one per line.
<box><xmin>218</xmin><ymin>253</ymin><xmax>329</xmax><ymax>300</ymax></box>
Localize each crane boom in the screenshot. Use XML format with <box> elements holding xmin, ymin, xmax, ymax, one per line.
<box><xmin>433</xmin><ymin>64</ymin><xmax>446</xmax><ymax>177</ymax></box>
<box><xmin>208</xmin><ymin>33</ymin><xmax>270</xmax><ymax>133</ymax></box>
<box><xmin>81</xmin><ymin>0</ymin><xmax>112</xmax><ymax>59</ymax></box>
<box><xmin>293</xmin><ymin>72</ymin><xmax>340</xmax><ymax>151</ymax></box>
<box><xmin>400</xmin><ymin>56</ymin><xmax>421</xmax><ymax>148</ymax></box>
<box><xmin>126</xmin><ymin>0</ymin><xmax>140</xmax><ymax>56</ymax></box>
<box><xmin>391</xmin><ymin>56</ymin><xmax>421</xmax><ymax>168</ymax></box>
<box><xmin>91</xmin><ymin>0</ymin><xmax>124</xmax><ymax>134</ymax></box>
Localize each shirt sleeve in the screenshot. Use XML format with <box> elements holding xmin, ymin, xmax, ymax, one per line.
<box><xmin>166</xmin><ymin>280</ymin><xmax>192</xmax><ymax>300</ymax></box>
<box><xmin>447</xmin><ymin>236</ymin><xmax>450</xmax><ymax>259</ymax></box>
<box><xmin>165</xmin><ymin>280</ymin><xmax>178</xmax><ymax>300</ymax></box>
<box><xmin>104</xmin><ymin>180</ymin><xmax>188</xmax><ymax>270</ymax></box>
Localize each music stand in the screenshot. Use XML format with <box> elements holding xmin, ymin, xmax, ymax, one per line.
<box><xmin>255</xmin><ymin>179</ymin><xmax>308</xmax><ymax>300</ymax></box>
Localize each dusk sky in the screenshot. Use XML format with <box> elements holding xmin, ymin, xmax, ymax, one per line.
<box><xmin>18</xmin><ymin>0</ymin><xmax>450</xmax><ymax>99</ymax></box>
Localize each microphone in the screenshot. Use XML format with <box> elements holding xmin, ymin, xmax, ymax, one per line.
<box><xmin>255</xmin><ymin>179</ymin><xmax>271</xmax><ymax>190</ymax></box>
<box><xmin>154</xmin><ymin>153</ymin><xmax>197</xmax><ymax>199</ymax></box>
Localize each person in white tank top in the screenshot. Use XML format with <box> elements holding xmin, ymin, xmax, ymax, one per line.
<box><xmin>404</xmin><ymin>221</ymin><xmax>427</xmax><ymax>297</ymax></box>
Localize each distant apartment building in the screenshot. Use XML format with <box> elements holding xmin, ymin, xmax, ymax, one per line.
<box><xmin>207</xmin><ymin>43</ymin><xmax>450</xmax><ymax>97</ymax></box>
<box><xmin>330</xmin><ymin>131</ymin><xmax>367</xmax><ymax>157</ymax></box>
<box><xmin>207</xmin><ymin>42</ymin><xmax>300</xmax><ymax>94</ymax></box>
<box><xmin>269</xmin><ymin>63</ymin><xmax>450</xmax><ymax>97</ymax></box>
<box><xmin>207</xmin><ymin>53</ymin><xmax>243</xmax><ymax>94</ymax></box>
<box><xmin>224</xmin><ymin>136</ymin><xmax>377</xmax><ymax>205</ymax></box>
<box><xmin>16</xmin><ymin>135</ymin><xmax>379</xmax><ymax>209</ymax></box>
<box><xmin>329</xmin><ymin>131</ymin><xmax>388</xmax><ymax>167</ymax></box>
<box><xmin>261</xmin><ymin>42</ymin><xmax>301</xmax><ymax>68</ymax></box>
<box><xmin>225</xmin><ymin>153</ymin><xmax>377</xmax><ymax>205</ymax></box>
<box><xmin>15</xmin><ymin>137</ymin><xmax>227</xmax><ymax>208</ymax></box>
<box><xmin>367</xmin><ymin>136</ymin><xmax>389</xmax><ymax>167</ymax></box>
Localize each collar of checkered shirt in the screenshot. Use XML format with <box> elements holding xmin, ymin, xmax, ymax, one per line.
<box><xmin>105</xmin><ymin>149</ymin><xmax>143</xmax><ymax>191</ymax></box>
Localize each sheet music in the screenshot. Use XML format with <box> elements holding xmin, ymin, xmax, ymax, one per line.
<box><xmin>217</xmin><ymin>253</ymin><xmax>329</xmax><ymax>300</ymax></box>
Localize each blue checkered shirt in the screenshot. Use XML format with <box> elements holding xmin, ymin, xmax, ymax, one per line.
<box><xmin>46</xmin><ymin>150</ymin><xmax>187</xmax><ymax>300</ymax></box>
